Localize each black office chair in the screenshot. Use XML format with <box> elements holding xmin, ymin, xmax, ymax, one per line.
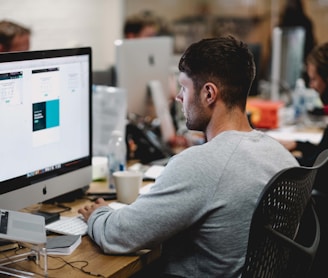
<box><xmin>242</xmin><ymin>149</ymin><xmax>328</xmax><ymax>278</ymax></box>
<box><xmin>309</xmin><ymin>149</ymin><xmax>328</xmax><ymax>277</ymax></box>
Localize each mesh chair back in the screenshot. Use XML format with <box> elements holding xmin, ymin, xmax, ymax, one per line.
<box><xmin>242</xmin><ymin>149</ymin><xmax>328</xmax><ymax>278</ymax></box>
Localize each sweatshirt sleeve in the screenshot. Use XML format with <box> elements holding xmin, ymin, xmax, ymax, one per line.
<box><xmin>86</xmin><ymin>151</ymin><xmax>218</xmax><ymax>255</ymax></box>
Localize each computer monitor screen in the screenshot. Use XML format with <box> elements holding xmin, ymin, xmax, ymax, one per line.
<box><xmin>0</xmin><ymin>47</ymin><xmax>92</xmax><ymax>211</ymax></box>
<box><xmin>115</xmin><ymin>36</ymin><xmax>173</xmax><ymax>118</ymax></box>
<box><xmin>248</xmin><ymin>43</ymin><xmax>262</xmax><ymax>96</ymax></box>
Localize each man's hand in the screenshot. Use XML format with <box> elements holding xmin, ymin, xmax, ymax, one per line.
<box><xmin>78</xmin><ymin>198</ymin><xmax>108</xmax><ymax>221</ymax></box>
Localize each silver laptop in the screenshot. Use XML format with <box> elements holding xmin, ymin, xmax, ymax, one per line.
<box><xmin>0</xmin><ymin>209</ymin><xmax>46</xmax><ymax>245</ymax></box>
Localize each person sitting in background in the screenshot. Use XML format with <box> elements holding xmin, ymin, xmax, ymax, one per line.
<box><xmin>0</xmin><ymin>20</ymin><xmax>31</xmax><ymax>52</ymax></box>
<box><xmin>279</xmin><ymin>42</ymin><xmax>328</xmax><ymax>166</ymax></box>
<box><xmin>78</xmin><ymin>36</ymin><xmax>298</xmax><ymax>277</ymax></box>
<box><xmin>123</xmin><ymin>13</ymin><xmax>159</xmax><ymax>39</ymax></box>
<box><xmin>110</xmin><ymin>12</ymin><xmax>161</xmax><ymax>86</ymax></box>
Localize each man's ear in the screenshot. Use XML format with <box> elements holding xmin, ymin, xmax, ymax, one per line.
<box><xmin>203</xmin><ymin>82</ymin><xmax>218</xmax><ymax>105</ymax></box>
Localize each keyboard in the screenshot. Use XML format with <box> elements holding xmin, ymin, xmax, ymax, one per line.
<box><xmin>46</xmin><ymin>216</ymin><xmax>88</xmax><ymax>236</ymax></box>
<box><xmin>45</xmin><ymin>203</ymin><xmax>127</xmax><ymax>236</ymax></box>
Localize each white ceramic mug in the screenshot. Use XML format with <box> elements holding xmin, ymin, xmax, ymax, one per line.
<box><xmin>113</xmin><ymin>171</ymin><xmax>143</xmax><ymax>204</ymax></box>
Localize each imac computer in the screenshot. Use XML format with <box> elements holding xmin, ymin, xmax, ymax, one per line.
<box><xmin>115</xmin><ymin>36</ymin><xmax>176</xmax><ymax>145</ymax></box>
<box><xmin>115</xmin><ymin>36</ymin><xmax>173</xmax><ymax>119</ymax></box>
<box><xmin>0</xmin><ymin>47</ymin><xmax>92</xmax><ymax>211</ymax></box>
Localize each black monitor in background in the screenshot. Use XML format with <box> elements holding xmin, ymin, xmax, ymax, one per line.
<box><xmin>92</xmin><ymin>69</ymin><xmax>112</xmax><ymax>86</ymax></box>
<box><xmin>248</xmin><ymin>43</ymin><xmax>262</xmax><ymax>96</ymax></box>
<box><xmin>0</xmin><ymin>47</ymin><xmax>93</xmax><ymax>211</ymax></box>
<box><xmin>92</xmin><ymin>66</ymin><xmax>117</xmax><ymax>87</ymax></box>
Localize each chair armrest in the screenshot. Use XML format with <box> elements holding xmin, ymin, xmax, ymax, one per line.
<box><xmin>265</xmin><ymin>203</ymin><xmax>320</xmax><ymax>262</ymax></box>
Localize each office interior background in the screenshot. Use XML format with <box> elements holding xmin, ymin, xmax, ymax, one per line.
<box><xmin>1</xmin><ymin>0</ymin><xmax>328</xmax><ymax>76</ymax></box>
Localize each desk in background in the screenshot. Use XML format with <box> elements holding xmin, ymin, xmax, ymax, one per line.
<box><xmin>1</xmin><ymin>181</ymin><xmax>160</xmax><ymax>278</ymax></box>
<box><xmin>265</xmin><ymin>125</ymin><xmax>323</xmax><ymax>145</ymax></box>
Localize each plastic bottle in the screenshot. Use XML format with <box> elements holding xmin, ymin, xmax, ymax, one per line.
<box><xmin>292</xmin><ymin>78</ymin><xmax>307</xmax><ymax>126</ymax></box>
<box><xmin>108</xmin><ymin>130</ymin><xmax>126</xmax><ymax>189</ymax></box>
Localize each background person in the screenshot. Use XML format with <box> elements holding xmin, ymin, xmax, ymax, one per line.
<box><xmin>110</xmin><ymin>12</ymin><xmax>168</xmax><ymax>87</ymax></box>
<box><xmin>79</xmin><ymin>36</ymin><xmax>298</xmax><ymax>277</ymax></box>
<box><xmin>0</xmin><ymin>20</ymin><xmax>31</xmax><ymax>52</ymax></box>
<box><xmin>123</xmin><ymin>12</ymin><xmax>159</xmax><ymax>39</ymax></box>
<box><xmin>278</xmin><ymin>0</ymin><xmax>316</xmax><ymax>85</ymax></box>
<box><xmin>279</xmin><ymin>42</ymin><xmax>328</xmax><ymax>167</ymax></box>
<box><xmin>278</xmin><ymin>0</ymin><xmax>316</xmax><ymax>64</ymax></box>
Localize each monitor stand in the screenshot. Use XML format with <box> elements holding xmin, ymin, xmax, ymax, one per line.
<box><xmin>43</xmin><ymin>185</ymin><xmax>90</xmax><ymax>204</ymax></box>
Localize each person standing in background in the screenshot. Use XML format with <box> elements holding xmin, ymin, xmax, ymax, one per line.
<box><xmin>0</xmin><ymin>20</ymin><xmax>31</xmax><ymax>52</ymax></box>
<box><xmin>278</xmin><ymin>0</ymin><xmax>316</xmax><ymax>63</ymax></box>
<box><xmin>278</xmin><ymin>0</ymin><xmax>316</xmax><ymax>85</ymax></box>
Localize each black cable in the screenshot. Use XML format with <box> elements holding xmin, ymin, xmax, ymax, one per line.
<box><xmin>45</xmin><ymin>256</ymin><xmax>106</xmax><ymax>277</ymax></box>
<box><xmin>1</xmin><ymin>245</ymin><xmax>106</xmax><ymax>278</ymax></box>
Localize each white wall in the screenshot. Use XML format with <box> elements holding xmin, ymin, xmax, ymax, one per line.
<box><xmin>0</xmin><ymin>0</ymin><xmax>123</xmax><ymax>70</ymax></box>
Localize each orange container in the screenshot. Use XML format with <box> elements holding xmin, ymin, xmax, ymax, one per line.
<box><xmin>247</xmin><ymin>99</ymin><xmax>284</xmax><ymax>129</ymax></box>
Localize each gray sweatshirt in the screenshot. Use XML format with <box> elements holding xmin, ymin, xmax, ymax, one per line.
<box><xmin>87</xmin><ymin>130</ymin><xmax>299</xmax><ymax>277</ymax></box>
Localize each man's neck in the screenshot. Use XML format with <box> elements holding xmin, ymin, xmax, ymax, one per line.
<box><xmin>205</xmin><ymin>110</ymin><xmax>252</xmax><ymax>141</ymax></box>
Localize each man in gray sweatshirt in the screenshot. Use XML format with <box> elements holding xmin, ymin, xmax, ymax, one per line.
<box><xmin>79</xmin><ymin>36</ymin><xmax>298</xmax><ymax>277</ymax></box>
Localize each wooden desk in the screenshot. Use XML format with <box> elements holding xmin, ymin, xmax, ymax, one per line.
<box><xmin>265</xmin><ymin>125</ymin><xmax>323</xmax><ymax>145</ymax></box>
<box><xmin>1</xmin><ymin>181</ymin><xmax>160</xmax><ymax>278</ymax></box>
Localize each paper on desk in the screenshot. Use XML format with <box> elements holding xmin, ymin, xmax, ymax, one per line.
<box><xmin>139</xmin><ymin>183</ymin><xmax>155</xmax><ymax>195</ymax></box>
<box><xmin>266</xmin><ymin>126</ymin><xmax>322</xmax><ymax>145</ymax></box>
<box><xmin>129</xmin><ymin>164</ymin><xmax>165</xmax><ymax>180</ymax></box>
<box><xmin>143</xmin><ymin>165</ymin><xmax>165</xmax><ymax>180</ymax></box>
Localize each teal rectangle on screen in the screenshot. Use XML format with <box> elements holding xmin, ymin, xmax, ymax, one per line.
<box><xmin>46</xmin><ymin>99</ymin><xmax>60</xmax><ymax>128</ymax></box>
